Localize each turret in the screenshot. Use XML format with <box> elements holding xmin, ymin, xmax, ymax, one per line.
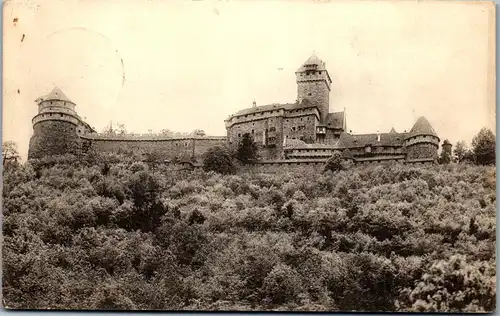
<box><xmin>404</xmin><ymin>116</ymin><xmax>440</xmax><ymax>162</ymax></box>
<box><xmin>295</xmin><ymin>53</ymin><xmax>332</xmax><ymax>124</ymax></box>
<box><xmin>442</xmin><ymin>139</ymin><xmax>452</xmax><ymax>156</ymax></box>
<box><xmin>28</xmin><ymin>87</ymin><xmax>93</xmax><ymax>159</ymax></box>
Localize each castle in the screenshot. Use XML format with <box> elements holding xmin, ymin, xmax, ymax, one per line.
<box><xmin>28</xmin><ymin>53</ymin><xmax>440</xmax><ymax>165</ymax></box>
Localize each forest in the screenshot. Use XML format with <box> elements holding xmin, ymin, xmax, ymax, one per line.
<box><xmin>2</xmin><ymin>146</ymin><xmax>496</xmax><ymax>312</ymax></box>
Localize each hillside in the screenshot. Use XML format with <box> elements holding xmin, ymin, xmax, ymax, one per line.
<box><xmin>2</xmin><ymin>155</ymin><xmax>496</xmax><ymax>312</ymax></box>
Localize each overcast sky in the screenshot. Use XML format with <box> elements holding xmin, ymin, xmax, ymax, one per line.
<box><xmin>3</xmin><ymin>0</ymin><xmax>495</xmax><ymax>160</ymax></box>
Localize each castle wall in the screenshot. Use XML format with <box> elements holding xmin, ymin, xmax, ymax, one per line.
<box><xmin>348</xmin><ymin>146</ymin><xmax>405</xmax><ymax>157</ymax></box>
<box><xmin>193</xmin><ymin>138</ymin><xmax>229</xmax><ymax>158</ymax></box>
<box><xmin>28</xmin><ymin>120</ymin><xmax>81</xmax><ymax>159</ymax></box>
<box><xmin>227</xmin><ymin>115</ymin><xmax>286</xmax><ymax>160</ymax></box>
<box><xmin>406</xmin><ymin>143</ymin><xmax>439</xmax><ymax>161</ymax></box>
<box><xmin>282</xmin><ymin>113</ymin><xmax>317</xmax><ymax>143</ymax></box>
<box><xmin>82</xmin><ymin>136</ymin><xmax>226</xmax><ymax>162</ymax></box>
<box><xmin>325</xmin><ymin>128</ymin><xmax>342</xmax><ymax>143</ymax></box>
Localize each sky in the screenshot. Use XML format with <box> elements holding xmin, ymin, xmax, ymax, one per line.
<box><xmin>3</xmin><ymin>0</ymin><xmax>496</xmax><ymax>160</ymax></box>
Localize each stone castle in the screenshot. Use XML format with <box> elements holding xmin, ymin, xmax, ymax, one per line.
<box><xmin>28</xmin><ymin>53</ymin><xmax>441</xmax><ymax>165</ymax></box>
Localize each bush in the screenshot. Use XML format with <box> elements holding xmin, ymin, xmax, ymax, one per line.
<box><xmin>202</xmin><ymin>146</ymin><xmax>236</xmax><ymax>174</ymax></box>
<box><xmin>2</xmin><ymin>159</ymin><xmax>495</xmax><ymax>312</ymax></box>
<box><xmin>324</xmin><ymin>152</ymin><xmax>343</xmax><ymax>172</ymax></box>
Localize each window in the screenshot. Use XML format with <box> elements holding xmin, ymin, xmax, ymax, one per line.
<box><xmin>252</xmin><ymin>130</ymin><xmax>254</xmax><ymax>134</ymax></box>
<box><xmin>238</xmin><ymin>133</ymin><xmax>241</xmax><ymax>137</ymax></box>
<box><xmin>269</xmin><ymin>127</ymin><xmax>276</xmax><ymax>132</ymax></box>
<box><xmin>299</xmin><ymin>135</ymin><xmax>304</xmax><ymax>140</ymax></box>
<box><xmin>291</xmin><ymin>127</ymin><xmax>296</xmax><ymax>132</ymax></box>
<box><xmin>308</xmin><ymin>93</ymin><xmax>312</xmax><ymax>96</ymax></box>
<box><xmin>60</xmin><ymin>114</ymin><xmax>63</xmax><ymax>117</ymax></box>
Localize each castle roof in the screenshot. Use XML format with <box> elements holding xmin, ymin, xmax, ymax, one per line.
<box><xmin>36</xmin><ymin>87</ymin><xmax>74</xmax><ymax>104</ymax></box>
<box><xmin>325</xmin><ymin>112</ymin><xmax>345</xmax><ymax>130</ymax></box>
<box><xmin>407</xmin><ymin>116</ymin><xmax>438</xmax><ymax>138</ymax></box>
<box><xmin>228</xmin><ymin>99</ymin><xmax>318</xmax><ymax>118</ymax></box>
<box><xmin>296</xmin><ymin>52</ymin><xmax>327</xmax><ymax>73</ymax></box>
<box><xmin>339</xmin><ymin>131</ymin><xmax>408</xmax><ymax>148</ymax></box>
<box><xmin>284</xmin><ymin>138</ymin><xmax>343</xmax><ymax>150</ymax></box>
<box><xmin>230</xmin><ymin>103</ymin><xmax>296</xmax><ymax>117</ymax></box>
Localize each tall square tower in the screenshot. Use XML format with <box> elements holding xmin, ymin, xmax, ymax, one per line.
<box><xmin>295</xmin><ymin>53</ymin><xmax>332</xmax><ymax>124</ymax></box>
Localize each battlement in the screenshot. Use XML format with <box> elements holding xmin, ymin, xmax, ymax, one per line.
<box><xmin>80</xmin><ymin>132</ymin><xmax>226</xmax><ymax>141</ymax></box>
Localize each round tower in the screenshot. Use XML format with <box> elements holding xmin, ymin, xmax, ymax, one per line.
<box><xmin>404</xmin><ymin>116</ymin><xmax>440</xmax><ymax>162</ymax></box>
<box><xmin>28</xmin><ymin>87</ymin><xmax>92</xmax><ymax>159</ymax></box>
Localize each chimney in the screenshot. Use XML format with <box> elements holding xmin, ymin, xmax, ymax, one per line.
<box><xmin>377</xmin><ymin>131</ymin><xmax>381</xmax><ymax>142</ymax></box>
<box><xmin>252</xmin><ymin>99</ymin><xmax>256</xmax><ymax>107</ymax></box>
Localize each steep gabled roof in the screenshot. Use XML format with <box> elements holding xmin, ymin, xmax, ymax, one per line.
<box><xmin>408</xmin><ymin>116</ymin><xmax>438</xmax><ymax>138</ymax></box>
<box><xmin>339</xmin><ymin>131</ymin><xmax>408</xmax><ymax>148</ymax></box>
<box><xmin>229</xmin><ymin>103</ymin><xmax>296</xmax><ymax>118</ymax></box>
<box><xmin>326</xmin><ymin>112</ymin><xmax>345</xmax><ymax>130</ymax></box>
<box><xmin>36</xmin><ymin>87</ymin><xmax>74</xmax><ymax>104</ymax></box>
<box><xmin>227</xmin><ymin>99</ymin><xmax>318</xmax><ymax>119</ymax></box>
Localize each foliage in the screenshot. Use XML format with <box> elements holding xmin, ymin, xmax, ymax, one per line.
<box><xmin>471</xmin><ymin>128</ymin><xmax>496</xmax><ymax>165</ymax></box>
<box><xmin>202</xmin><ymin>146</ymin><xmax>236</xmax><ymax>174</ymax></box>
<box><xmin>237</xmin><ymin>133</ymin><xmax>258</xmax><ymax>164</ymax></box>
<box><xmin>3</xmin><ymin>140</ymin><xmax>20</xmax><ymax>167</ymax></box>
<box><xmin>438</xmin><ymin>145</ymin><xmax>451</xmax><ymax>165</ymax></box>
<box><xmin>453</xmin><ymin>141</ymin><xmax>467</xmax><ymax>164</ymax></box>
<box><xmin>324</xmin><ymin>151</ymin><xmax>343</xmax><ymax>172</ymax></box>
<box><xmin>2</xmin><ymin>157</ymin><xmax>496</xmax><ymax>312</ymax></box>
<box><xmin>397</xmin><ymin>255</ymin><xmax>496</xmax><ymax>312</ymax></box>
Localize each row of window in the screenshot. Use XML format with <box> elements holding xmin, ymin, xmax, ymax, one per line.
<box><xmin>37</xmin><ymin>113</ymin><xmax>66</xmax><ymax>118</ymax></box>
<box><xmin>299</xmin><ymin>71</ymin><xmax>322</xmax><ymax>77</ymax></box>
<box><xmin>44</xmin><ymin>101</ymin><xmax>69</xmax><ymax>106</ymax></box>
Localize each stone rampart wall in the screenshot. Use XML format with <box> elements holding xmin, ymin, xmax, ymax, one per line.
<box><xmin>82</xmin><ymin>136</ymin><xmax>226</xmax><ymax>162</ymax></box>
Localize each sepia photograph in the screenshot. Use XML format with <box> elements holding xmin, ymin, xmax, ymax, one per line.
<box><xmin>2</xmin><ymin>0</ymin><xmax>496</xmax><ymax>312</ymax></box>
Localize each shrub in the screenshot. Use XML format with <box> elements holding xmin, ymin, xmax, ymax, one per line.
<box><xmin>202</xmin><ymin>146</ymin><xmax>236</xmax><ymax>174</ymax></box>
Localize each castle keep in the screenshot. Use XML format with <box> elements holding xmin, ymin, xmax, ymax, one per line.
<box><xmin>225</xmin><ymin>53</ymin><xmax>440</xmax><ymax>165</ymax></box>
<box><xmin>28</xmin><ymin>53</ymin><xmax>440</xmax><ymax>165</ymax></box>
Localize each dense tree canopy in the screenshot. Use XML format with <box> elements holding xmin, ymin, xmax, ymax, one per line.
<box><xmin>237</xmin><ymin>133</ymin><xmax>258</xmax><ymax>164</ymax></box>
<box><xmin>472</xmin><ymin>128</ymin><xmax>496</xmax><ymax>165</ymax></box>
<box><xmin>453</xmin><ymin>141</ymin><xmax>467</xmax><ymax>164</ymax></box>
<box><xmin>202</xmin><ymin>146</ymin><xmax>236</xmax><ymax>174</ymax></box>
<box><xmin>3</xmin><ymin>141</ymin><xmax>20</xmax><ymax>166</ymax></box>
<box><xmin>324</xmin><ymin>151</ymin><xmax>343</xmax><ymax>172</ymax></box>
<box><xmin>2</xmin><ymin>153</ymin><xmax>496</xmax><ymax>312</ymax></box>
